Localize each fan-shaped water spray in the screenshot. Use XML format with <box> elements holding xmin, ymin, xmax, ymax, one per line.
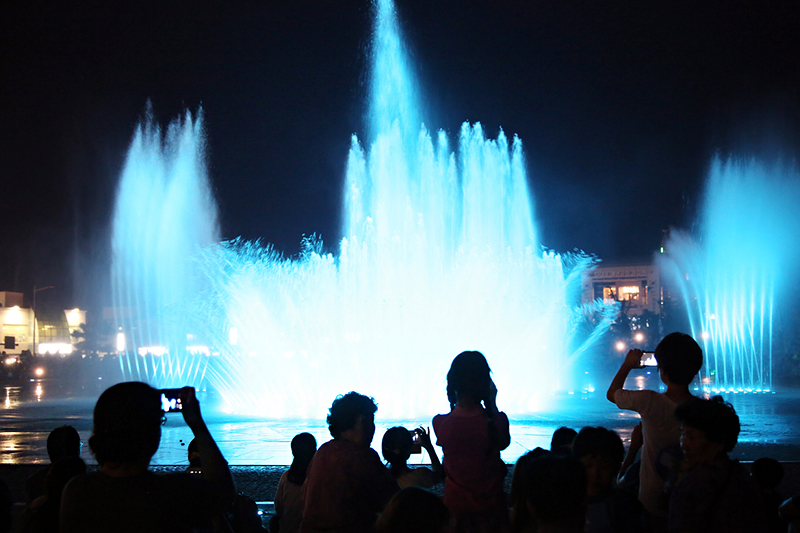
<box><xmin>112</xmin><ymin>0</ymin><xmax>614</xmax><ymax>418</ymax></box>
<box><xmin>659</xmin><ymin>157</ymin><xmax>800</xmax><ymax>393</ymax></box>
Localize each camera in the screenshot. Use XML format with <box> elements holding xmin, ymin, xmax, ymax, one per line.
<box><xmin>160</xmin><ymin>388</ymin><xmax>183</xmax><ymax>412</ymax></box>
<box><xmin>410</xmin><ymin>428</ymin><xmax>422</xmax><ymax>454</ymax></box>
<box><xmin>640</xmin><ymin>351</ymin><xmax>657</xmax><ymax>367</ymax></box>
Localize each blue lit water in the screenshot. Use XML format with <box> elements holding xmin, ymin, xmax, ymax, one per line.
<box><xmin>110</xmin><ymin>0</ymin><xmax>615</xmax><ymax>418</ymax></box>
<box><xmin>2</xmin><ymin>376</ymin><xmax>799</xmax><ymax>465</ymax></box>
<box><xmin>659</xmin><ymin>157</ymin><xmax>800</xmax><ymax>392</ymax></box>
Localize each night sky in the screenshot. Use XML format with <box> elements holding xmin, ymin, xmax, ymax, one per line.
<box><xmin>2</xmin><ymin>0</ymin><xmax>799</xmax><ymax>310</ymax></box>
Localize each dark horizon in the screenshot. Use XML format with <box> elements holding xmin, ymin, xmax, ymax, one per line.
<box><xmin>2</xmin><ymin>0</ymin><xmax>799</xmax><ymax>311</ymax></box>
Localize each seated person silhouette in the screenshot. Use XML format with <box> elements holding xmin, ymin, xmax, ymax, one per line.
<box><xmin>381</xmin><ymin>426</ymin><xmax>442</xmax><ymax>489</ymax></box>
<box><xmin>185</xmin><ymin>438</ymin><xmax>202</xmax><ymax>474</ymax></box>
<box><xmin>508</xmin><ymin>448</ymin><xmax>550</xmax><ymax>533</ymax></box>
<box><xmin>550</xmin><ymin>426</ymin><xmax>577</xmax><ymax>456</ymax></box>
<box><xmin>301</xmin><ymin>392</ymin><xmax>398</xmax><ymax>533</ymax></box>
<box><xmin>375</xmin><ymin>487</ymin><xmax>449</xmax><ymax>533</ymax></box>
<box><xmin>522</xmin><ymin>454</ymin><xmax>587</xmax><ymax>533</ymax></box>
<box><xmin>23</xmin><ymin>456</ymin><xmax>86</xmax><ymax>533</ymax></box>
<box><xmin>272</xmin><ymin>432</ymin><xmax>317</xmax><ymax>533</ymax></box>
<box><xmin>668</xmin><ymin>396</ymin><xmax>766</xmax><ymax>532</ymax></box>
<box><xmin>572</xmin><ymin>426</ymin><xmax>643</xmax><ymax>533</ymax></box>
<box><xmin>25</xmin><ymin>425</ymin><xmax>81</xmax><ymax>505</ymax></box>
<box><xmin>60</xmin><ymin>382</ymin><xmax>236</xmax><ymax>533</ymax></box>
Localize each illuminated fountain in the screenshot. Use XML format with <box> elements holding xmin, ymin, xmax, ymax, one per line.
<box><xmin>112</xmin><ymin>0</ymin><xmax>614</xmax><ymax>418</ymax></box>
<box><xmin>111</xmin><ymin>107</ymin><xmax>220</xmax><ymax>384</ymax></box>
<box><xmin>659</xmin><ymin>157</ymin><xmax>800</xmax><ymax>393</ymax></box>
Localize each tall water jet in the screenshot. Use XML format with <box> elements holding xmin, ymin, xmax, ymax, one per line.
<box><xmin>659</xmin><ymin>156</ymin><xmax>800</xmax><ymax>392</ymax></box>
<box><xmin>112</xmin><ymin>107</ymin><xmax>220</xmax><ymax>385</ymax></box>
<box><xmin>112</xmin><ymin>0</ymin><xmax>613</xmax><ymax>418</ymax></box>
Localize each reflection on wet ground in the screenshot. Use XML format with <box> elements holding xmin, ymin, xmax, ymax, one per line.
<box><xmin>3</xmin><ymin>375</ymin><xmax>800</xmax><ymax>465</ymax></box>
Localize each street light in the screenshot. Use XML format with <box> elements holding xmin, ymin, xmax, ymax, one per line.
<box><xmin>32</xmin><ymin>286</ymin><xmax>54</xmax><ymax>357</ymax></box>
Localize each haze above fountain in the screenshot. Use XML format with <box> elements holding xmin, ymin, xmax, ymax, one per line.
<box><xmin>111</xmin><ymin>0</ymin><xmax>611</xmax><ymax>418</ymax></box>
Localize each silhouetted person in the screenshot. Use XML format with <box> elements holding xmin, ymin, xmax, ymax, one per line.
<box><xmin>618</xmin><ymin>422</ymin><xmax>643</xmax><ymax>495</ymax></box>
<box><xmin>272</xmin><ymin>433</ymin><xmax>317</xmax><ymax>533</ymax></box>
<box><xmin>668</xmin><ymin>396</ymin><xmax>766</xmax><ymax>532</ymax></box>
<box><xmin>382</xmin><ymin>426</ymin><xmax>442</xmax><ymax>489</ymax></box>
<box><xmin>751</xmin><ymin>457</ymin><xmax>786</xmax><ymax>533</ymax></box>
<box><xmin>60</xmin><ymin>382</ymin><xmax>236</xmax><ymax>533</ymax></box>
<box><xmin>550</xmin><ymin>426</ymin><xmax>577</xmax><ymax>456</ymax></box>
<box><xmin>509</xmin><ymin>448</ymin><xmax>549</xmax><ymax>533</ymax></box>
<box><xmin>572</xmin><ymin>426</ymin><xmax>643</xmax><ymax>533</ymax></box>
<box><xmin>607</xmin><ymin>332</ymin><xmax>702</xmax><ymax>529</ymax></box>
<box><xmin>22</xmin><ymin>456</ymin><xmax>86</xmax><ymax>533</ymax></box>
<box><xmin>25</xmin><ymin>425</ymin><xmax>81</xmax><ymax>505</ymax></box>
<box><xmin>374</xmin><ymin>487</ymin><xmax>449</xmax><ymax>533</ymax></box>
<box><xmin>523</xmin><ymin>455</ymin><xmax>587</xmax><ymax>533</ymax></box>
<box><xmin>301</xmin><ymin>392</ymin><xmax>398</xmax><ymax>533</ymax></box>
<box><xmin>186</xmin><ymin>438</ymin><xmax>202</xmax><ymax>473</ymax></box>
<box><xmin>433</xmin><ymin>351</ymin><xmax>511</xmax><ymax>533</ymax></box>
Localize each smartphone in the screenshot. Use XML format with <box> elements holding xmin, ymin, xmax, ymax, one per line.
<box><xmin>160</xmin><ymin>388</ymin><xmax>183</xmax><ymax>412</ymax></box>
<box><xmin>640</xmin><ymin>351</ymin><xmax>657</xmax><ymax>367</ymax></box>
<box><xmin>410</xmin><ymin>429</ymin><xmax>422</xmax><ymax>454</ymax></box>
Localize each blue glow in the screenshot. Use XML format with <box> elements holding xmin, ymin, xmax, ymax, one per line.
<box><xmin>111</xmin><ymin>0</ymin><xmax>615</xmax><ymax>418</ymax></box>
<box><xmin>659</xmin><ymin>157</ymin><xmax>800</xmax><ymax>391</ymax></box>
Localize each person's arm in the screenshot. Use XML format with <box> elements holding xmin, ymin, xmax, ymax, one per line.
<box><xmin>780</xmin><ymin>496</ymin><xmax>800</xmax><ymax>520</ymax></box>
<box><xmin>485</xmin><ymin>380</ymin><xmax>512</xmax><ymax>450</ymax></box>
<box><xmin>618</xmin><ymin>422</ymin><xmax>643</xmax><ymax>484</ymax></box>
<box><xmin>607</xmin><ymin>349</ymin><xmax>643</xmax><ymax>403</ymax></box>
<box><xmin>273</xmin><ymin>472</ymin><xmax>287</xmax><ymax>518</ymax></box>
<box><xmin>416</xmin><ymin>427</ymin><xmax>444</xmax><ymax>482</ymax></box>
<box><xmin>180</xmin><ymin>387</ymin><xmax>236</xmax><ymax>508</ymax></box>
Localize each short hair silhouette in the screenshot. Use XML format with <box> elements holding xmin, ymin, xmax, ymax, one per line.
<box><xmin>47</xmin><ymin>425</ymin><xmax>81</xmax><ymax>462</ymax></box>
<box><xmin>751</xmin><ymin>457</ymin><xmax>784</xmax><ymax>490</ymax></box>
<box><xmin>382</xmin><ymin>427</ymin><xmax>413</xmax><ymax>465</ymax></box>
<box><xmin>88</xmin><ymin>382</ymin><xmax>163</xmax><ymax>465</ymax></box>
<box><xmin>509</xmin><ymin>448</ymin><xmax>550</xmax><ymax>532</ymax></box>
<box><xmin>674</xmin><ymin>395</ymin><xmax>740</xmax><ymax>453</ymax></box>
<box><xmin>446</xmin><ymin>350</ymin><xmax>491</xmax><ymax>407</ymax></box>
<box><xmin>523</xmin><ymin>455</ymin><xmax>586</xmax><ymax>524</ymax></box>
<box><xmin>327</xmin><ymin>391</ymin><xmax>378</xmax><ymax>439</ymax></box>
<box><xmin>375</xmin><ymin>487</ymin><xmax>449</xmax><ymax>533</ymax></box>
<box><xmin>654</xmin><ymin>332</ymin><xmax>703</xmax><ymax>385</ymax></box>
<box><xmin>45</xmin><ymin>456</ymin><xmax>86</xmax><ymax>500</ymax></box>
<box><xmin>550</xmin><ymin>427</ymin><xmax>577</xmax><ymax>455</ymax></box>
<box><xmin>572</xmin><ymin>427</ymin><xmax>624</xmax><ymax>467</ymax></box>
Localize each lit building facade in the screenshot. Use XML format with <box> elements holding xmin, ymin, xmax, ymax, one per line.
<box><xmin>0</xmin><ymin>291</ymin><xmax>86</xmax><ymax>355</ymax></box>
<box><xmin>581</xmin><ymin>261</ymin><xmax>661</xmax><ymax>317</ymax></box>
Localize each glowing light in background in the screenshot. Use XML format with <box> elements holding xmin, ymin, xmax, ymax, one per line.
<box><xmin>4</xmin><ymin>306</ymin><xmax>23</xmax><ymax>325</ymax></box>
<box><xmin>38</xmin><ymin>344</ymin><xmax>73</xmax><ymax>355</ymax></box>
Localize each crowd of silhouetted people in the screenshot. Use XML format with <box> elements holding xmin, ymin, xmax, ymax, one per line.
<box><xmin>2</xmin><ymin>333</ymin><xmax>799</xmax><ymax>532</ymax></box>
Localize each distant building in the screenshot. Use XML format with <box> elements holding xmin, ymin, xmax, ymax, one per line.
<box><xmin>581</xmin><ymin>260</ymin><xmax>661</xmax><ymax>317</ymax></box>
<box><xmin>0</xmin><ymin>291</ymin><xmax>86</xmax><ymax>355</ymax></box>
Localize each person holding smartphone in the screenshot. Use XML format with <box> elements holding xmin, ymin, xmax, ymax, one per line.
<box><xmin>433</xmin><ymin>351</ymin><xmax>511</xmax><ymax>533</ymax></box>
<box><xmin>606</xmin><ymin>333</ymin><xmax>702</xmax><ymax>531</ymax></box>
<box><xmin>381</xmin><ymin>426</ymin><xmax>443</xmax><ymax>489</ymax></box>
<box><xmin>60</xmin><ymin>382</ymin><xmax>236</xmax><ymax>533</ymax></box>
